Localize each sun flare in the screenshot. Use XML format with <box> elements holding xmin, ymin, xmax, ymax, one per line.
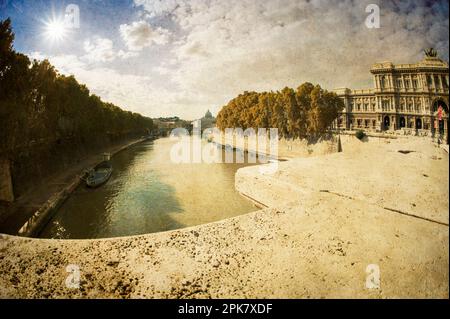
<box><xmin>44</xmin><ymin>19</ymin><xmax>67</xmax><ymax>42</ymax></box>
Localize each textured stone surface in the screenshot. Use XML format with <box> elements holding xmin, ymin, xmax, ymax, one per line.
<box><xmin>0</xmin><ymin>195</ymin><xmax>447</xmax><ymax>298</ymax></box>
<box><xmin>0</xmin><ymin>136</ymin><xmax>448</xmax><ymax>298</ymax></box>
<box><xmin>237</xmin><ymin>136</ymin><xmax>449</xmax><ymax>224</ymax></box>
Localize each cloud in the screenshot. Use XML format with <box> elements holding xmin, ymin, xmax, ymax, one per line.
<box><xmin>82</xmin><ymin>37</ymin><xmax>139</xmax><ymax>63</ymax></box>
<box><xmin>27</xmin><ymin>52</ymin><xmax>199</xmax><ymax>118</ymax></box>
<box><xmin>29</xmin><ymin>52</ymin><xmax>86</xmax><ymax>71</ymax></box>
<box><xmin>27</xmin><ymin>0</ymin><xmax>450</xmax><ymax>120</ymax></box>
<box><xmin>117</xmin><ymin>50</ymin><xmax>140</xmax><ymax>60</ymax></box>
<box><xmin>134</xmin><ymin>0</ymin><xmax>181</xmax><ymax>17</ymax></box>
<box><xmin>120</xmin><ymin>20</ymin><xmax>170</xmax><ymax>51</ymax></box>
<box><xmin>130</xmin><ymin>0</ymin><xmax>449</xmax><ymax>118</ymax></box>
<box><xmin>83</xmin><ymin>37</ymin><xmax>116</xmax><ymax>62</ymax></box>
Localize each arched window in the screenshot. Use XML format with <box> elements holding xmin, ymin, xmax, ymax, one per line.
<box><xmin>416</xmin><ymin>118</ymin><xmax>422</xmax><ymax>130</ymax></box>
<box><xmin>380</xmin><ymin>76</ymin><xmax>386</xmax><ymax>88</ymax></box>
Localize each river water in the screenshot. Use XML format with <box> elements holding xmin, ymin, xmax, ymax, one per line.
<box><xmin>39</xmin><ymin>137</ymin><xmax>258</xmax><ymax>239</ymax></box>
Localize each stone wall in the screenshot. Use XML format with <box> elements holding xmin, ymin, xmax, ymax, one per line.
<box><xmin>211</xmin><ymin>131</ymin><xmax>339</xmax><ymax>159</ymax></box>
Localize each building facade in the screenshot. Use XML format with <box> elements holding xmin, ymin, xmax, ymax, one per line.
<box><xmin>334</xmin><ymin>49</ymin><xmax>449</xmax><ymax>142</ymax></box>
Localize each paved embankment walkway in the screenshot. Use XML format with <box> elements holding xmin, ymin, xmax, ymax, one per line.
<box><xmin>0</xmin><ymin>137</ymin><xmax>149</xmax><ymax>236</ymax></box>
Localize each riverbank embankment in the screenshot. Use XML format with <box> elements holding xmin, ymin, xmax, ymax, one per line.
<box><xmin>0</xmin><ymin>137</ymin><xmax>151</xmax><ymax>237</ymax></box>
<box><xmin>211</xmin><ymin>131</ymin><xmax>339</xmax><ymax>159</ymax></box>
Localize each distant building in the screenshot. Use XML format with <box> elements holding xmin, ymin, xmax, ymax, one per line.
<box><xmin>204</xmin><ymin>109</ymin><xmax>213</xmax><ymax>119</ymax></box>
<box><xmin>158</xmin><ymin>116</ymin><xmax>180</xmax><ymax>123</ymax></box>
<box><xmin>334</xmin><ymin>48</ymin><xmax>449</xmax><ymax>143</ymax></box>
<box><xmin>200</xmin><ymin>110</ymin><xmax>216</xmax><ymax>129</ymax></box>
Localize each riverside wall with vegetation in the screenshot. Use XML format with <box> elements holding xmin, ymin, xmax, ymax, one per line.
<box><xmin>0</xmin><ymin>19</ymin><xmax>154</xmax><ymax>201</ymax></box>
<box><xmin>211</xmin><ymin>78</ymin><xmax>345</xmax><ymax>160</ymax></box>
<box><xmin>212</xmin><ymin>131</ymin><xmax>339</xmax><ymax>159</ymax></box>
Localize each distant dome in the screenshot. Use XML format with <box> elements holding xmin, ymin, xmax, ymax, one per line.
<box><xmin>204</xmin><ymin>110</ymin><xmax>213</xmax><ymax>118</ymax></box>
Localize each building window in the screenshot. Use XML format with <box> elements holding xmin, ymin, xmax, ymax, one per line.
<box><xmin>434</xmin><ymin>75</ymin><xmax>440</xmax><ymax>88</ymax></box>
<box><xmin>408</xmin><ymin>120</ymin><xmax>413</xmax><ymax>128</ymax></box>
<box><xmin>397</xmin><ymin>79</ymin><xmax>403</xmax><ymax>88</ymax></box>
<box><xmin>380</xmin><ymin>76</ymin><xmax>386</xmax><ymax>88</ymax></box>
<box><xmin>405</xmin><ymin>79</ymin><xmax>410</xmax><ymax>89</ymax></box>
<box><xmin>427</xmin><ymin>75</ymin><xmax>432</xmax><ymax>87</ymax></box>
<box><xmin>413</xmin><ymin>79</ymin><xmax>418</xmax><ymax>89</ymax></box>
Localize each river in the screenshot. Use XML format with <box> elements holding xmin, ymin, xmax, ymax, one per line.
<box><xmin>39</xmin><ymin>137</ymin><xmax>258</xmax><ymax>239</ymax></box>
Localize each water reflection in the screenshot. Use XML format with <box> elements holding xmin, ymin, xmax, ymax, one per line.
<box><xmin>39</xmin><ymin>138</ymin><xmax>257</xmax><ymax>239</ymax></box>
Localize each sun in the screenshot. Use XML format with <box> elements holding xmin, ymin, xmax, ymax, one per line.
<box><xmin>44</xmin><ymin>18</ymin><xmax>67</xmax><ymax>42</ymax></box>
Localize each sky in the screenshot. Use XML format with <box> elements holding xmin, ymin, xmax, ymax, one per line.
<box><xmin>1</xmin><ymin>0</ymin><xmax>449</xmax><ymax>120</ymax></box>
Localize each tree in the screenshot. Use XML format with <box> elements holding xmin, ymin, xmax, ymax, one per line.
<box><xmin>0</xmin><ymin>18</ymin><xmax>155</xmax><ymax>196</ymax></box>
<box><xmin>0</xmin><ymin>18</ymin><xmax>14</xmax><ymax>78</ymax></box>
<box><xmin>308</xmin><ymin>85</ymin><xmax>343</xmax><ymax>136</ymax></box>
<box><xmin>216</xmin><ymin>82</ymin><xmax>343</xmax><ymax>139</ymax></box>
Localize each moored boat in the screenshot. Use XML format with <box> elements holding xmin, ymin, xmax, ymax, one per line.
<box><xmin>85</xmin><ymin>153</ymin><xmax>113</xmax><ymax>188</ymax></box>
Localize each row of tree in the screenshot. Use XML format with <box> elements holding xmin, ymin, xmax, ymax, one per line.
<box><xmin>0</xmin><ymin>18</ymin><xmax>154</xmax><ymax>156</ymax></box>
<box><xmin>216</xmin><ymin>83</ymin><xmax>344</xmax><ymax>139</ymax></box>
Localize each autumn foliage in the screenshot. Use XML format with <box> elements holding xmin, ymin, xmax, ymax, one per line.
<box><xmin>0</xmin><ymin>18</ymin><xmax>153</xmax><ymax>156</ymax></box>
<box><xmin>216</xmin><ymin>83</ymin><xmax>344</xmax><ymax>138</ymax></box>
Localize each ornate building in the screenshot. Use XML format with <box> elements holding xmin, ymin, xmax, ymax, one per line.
<box><xmin>334</xmin><ymin>49</ymin><xmax>449</xmax><ymax>142</ymax></box>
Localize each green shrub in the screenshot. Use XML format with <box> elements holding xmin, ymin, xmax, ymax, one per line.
<box><xmin>355</xmin><ymin>130</ymin><xmax>366</xmax><ymax>141</ymax></box>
